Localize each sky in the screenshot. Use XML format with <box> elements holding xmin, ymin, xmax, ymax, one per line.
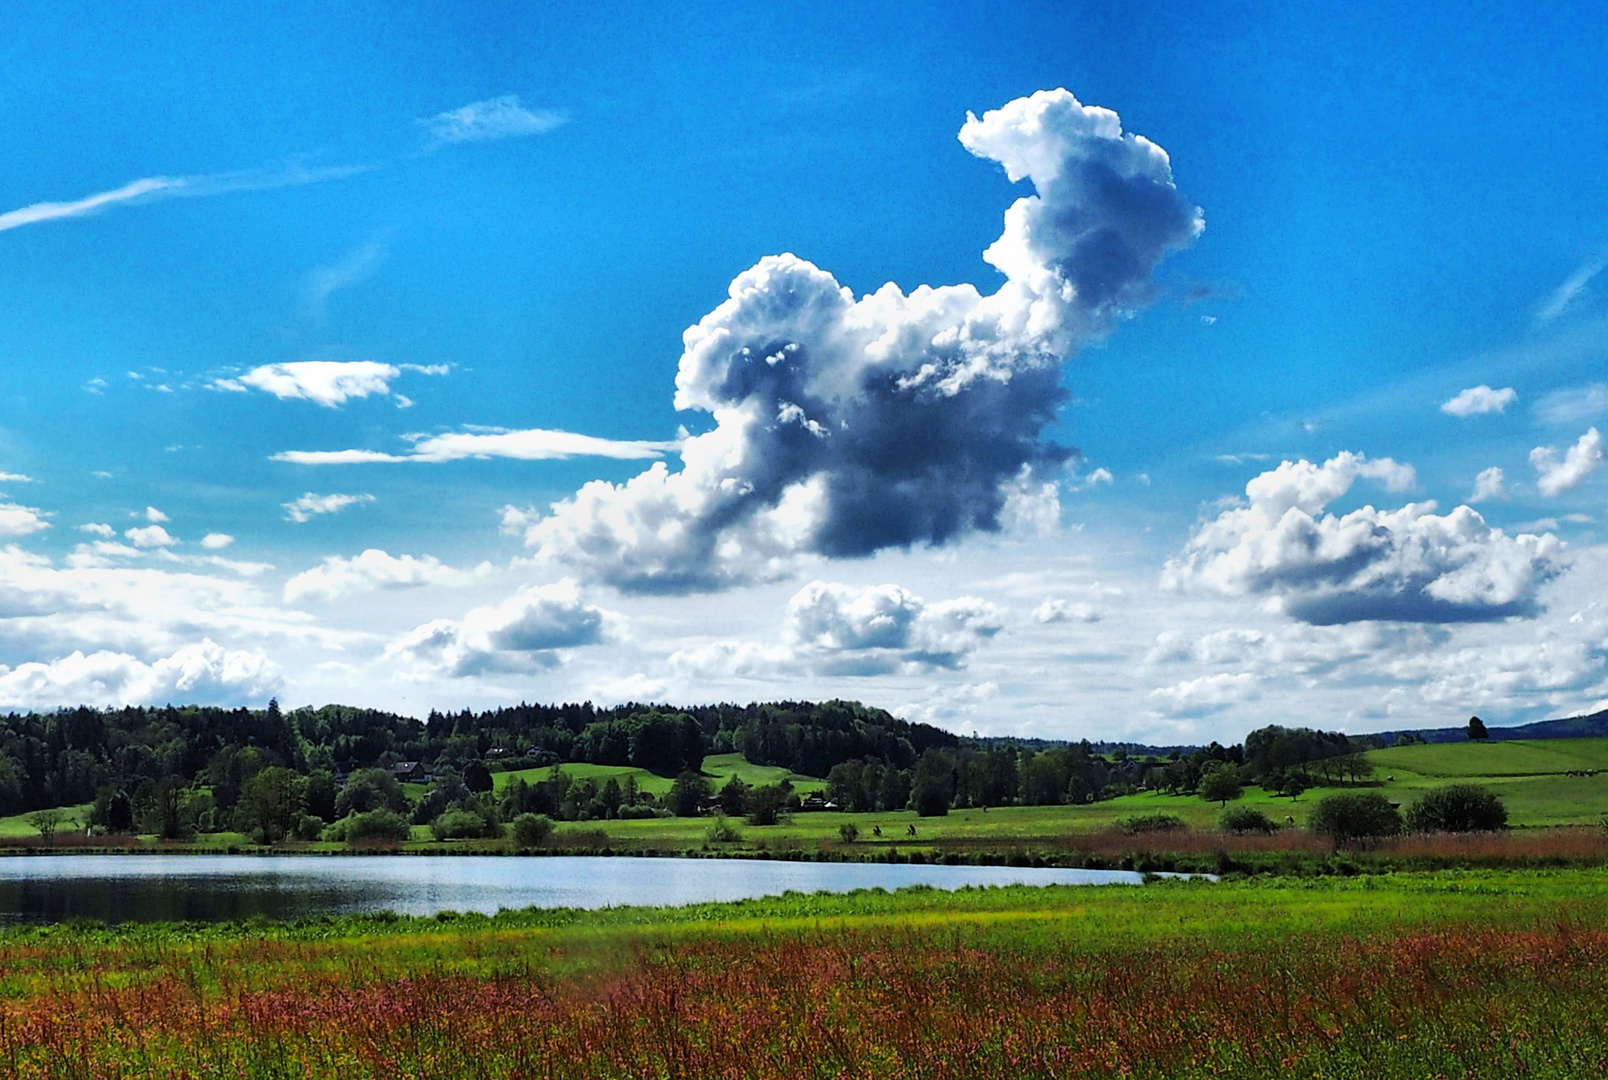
<box><xmin>2</xmin><ymin>1</ymin><xmax>1607</xmax><ymax>743</ymax></box>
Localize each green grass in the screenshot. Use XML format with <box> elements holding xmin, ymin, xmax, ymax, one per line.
<box><xmin>700</xmin><ymin>752</ymin><xmax>826</xmax><ymax>792</ymax></box>
<box><xmin>491</xmin><ymin>754</ymin><xmax>826</xmax><ymax>797</ymax></box>
<box><xmin>1365</xmin><ymin>739</ymin><xmax>1608</xmax><ymax>826</ymax></box>
<box><xmin>0</xmin><ymin>803</ymin><xmax>91</xmax><ymax>838</ymax></box>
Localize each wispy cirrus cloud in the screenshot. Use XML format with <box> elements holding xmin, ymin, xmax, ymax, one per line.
<box><xmin>1537</xmin><ymin>252</ymin><xmax>1607</xmax><ymax>325</ymax></box>
<box><xmin>307</xmin><ymin>237</ymin><xmax>389</xmax><ymax>315</ymax></box>
<box><xmin>272</xmin><ymin>426</ymin><xmax>678</xmax><ymax>465</ymax></box>
<box><xmin>419</xmin><ymin>95</ymin><xmax>567</xmax><ymax>147</ymax></box>
<box><xmin>0</xmin><ymin>161</ymin><xmax>368</xmax><ymax>235</ymax></box>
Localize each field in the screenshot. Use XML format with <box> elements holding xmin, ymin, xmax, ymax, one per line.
<box><xmin>1</xmin><ymin>870</ymin><xmax>1607</xmax><ymax>1076</ymax></box>
<box><xmin>491</xmin><ymin>753</ymin><xmax>826</xmax><ymax>797</ymax></box>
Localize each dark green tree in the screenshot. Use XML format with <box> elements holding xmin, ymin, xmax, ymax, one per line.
<box><xmin>335</xmin><ymin>768</ymin><xmax>407</xmax><ymax>817</ymax></box>
<box><xmin>744</xmin><ymin>784</ymin><xmax>790</xmax><ymax>826</ymax></box>
<box><xmin>235</xmin><ymin>766</ymin><xmax>308</xmax><ymax>844</ymax></box>
<box><xmin>1307</xmin><ymin>792</ymin><xmax>1403</xmax><ymax>846</ymax></box>
<box><xmin>463</xmin><ymin>761</ymin><xmax>494</xmax><ymax>793</ymax></box>
<box><xmin>1406</xmin><ymin>784</ymin><xmax>1507</xmax><ymax>832</ymax></box>
<box><xmin>668</xmin><ymin>771</ymin><xmax>713</xmax><ymax>817</ymax></box>
<box><xmin>1198</xmin><ymin>763</ymin><xmax>1244</xmax><ymax>807</ymax></box>
<box><xmin>1466</xmin><ymin>716</ymin><xmax>1489</xmax><ymax>740</ymax></box>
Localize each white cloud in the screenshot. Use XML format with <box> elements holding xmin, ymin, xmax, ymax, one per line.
<box><xmin>784</xmin><ymin>581</ymin><xmax>1002</xmax><ymax>674</ymax></box>
<box><xmin>1441</xmin><ymin>385</ymin><xmax>1516</xmax><ymax>418</ymax></box>
<box><xmin>0</xmin><ymin>640</ymin><xmax>279</xmax><ymax>709</ymax></box>
<box><xmin>511</xmin><ymin>88</ymin><xmax>1201</xmax><ymax>593</ymax></box>
<box><xmin>77</xmin><ymin>523</ymin><xmax>115</xmax><ymax>539</ymax></box>
<box><xmin>1536</xmin><ymin>253</ymin><xmax>1606</xmax><ymax>324</ymax></box>
<box><xmin>124</xmin><ymin>525</ymin><xmax>177</xmax><ymax>548</ymax></box>
<box><xmin>386</xmin><ymin>579</ymin><xmax>616</xmax><ymax>677</ymax></box>
<box><xmin>143</xmin><ymin>506</ymin><xmax>169</xmax><ymax>523</ymax></box>
<box><xmin>1149</xmin><ymin>672</ymin><xmax>1259</xmax><ymax>716</ymax></box>
<box><xmin>1535</xmin><ymin>383</ymin><xmax>1608</xmax><ymax>427</ymax></box>
<box><xmin>1033</xmin><ymin>598</ymin><xmax>1101</xmax><ymax>623</ymax></box>
<box><xmin>284</xmin><ymin>549</ymin><xmax>475</xmax><ymax>603</ymax></box>
<box><xmin>273</xmin><ymin>427</ymin><xmax>677</xmax><ymax>465</ymax></box>
<box><xmin>0</xmin><ymin>504</ymin><xmax>50</xmax><ymax>538</ymax></box>
<box><xmin>0</xmin><ymin>472</ymin><xmax>32</xmax><ymax>483</ymax></box>
<box><xmin>1470</xmin><ymin>466</ymin><xmax>1505</xmax><ymax>503</ymax></box>
<box><xmin>0</xmin><ymin>162</ymin><xmax>364</xmax><ymax>234</ymax></box>
<box><xmin>200</xmin><ymin>533</ymin><xmax>234</xmax><ymax>549</ymax></box>
<box><xmin>1531</xmin><ymin>428</ymin><xmax>1604</xmax><ymax>496</ymax></box>
<box><xmin>419</xmin><ymin>95</ymin><xmax>567</xmax><ymax>146</ymax></box>
<box><xmin>227</xmin><ymin>361</ymin><xmax>402</xmax><ymax>407</ymax></box>
<box><xmin>282</xmin><ymin>493</ymin><xmax>375</xmax><ymax>524</ymax></box>
<box><xmin>1164</xmin><ymin>451</ymin><xmax>1566</xmax><ymax>623</ymax></box>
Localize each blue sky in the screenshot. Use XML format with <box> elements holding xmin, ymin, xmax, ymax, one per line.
<box><xmin>2</xmin><ymin>2</ymin><xmax>1606</xmax><ymax>741</ymax></box>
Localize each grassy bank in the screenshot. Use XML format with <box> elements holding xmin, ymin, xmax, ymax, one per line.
<box><xmin>2</xmin><ymin>869</ymin><xmax>1607</xmax><ymax>1076</ymax></box>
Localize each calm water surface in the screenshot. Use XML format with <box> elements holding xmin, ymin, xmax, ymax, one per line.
<box><xmin>0</xmin><ymin>855</ymin><xmax>1158</xmax><ymax>923</ymax></box>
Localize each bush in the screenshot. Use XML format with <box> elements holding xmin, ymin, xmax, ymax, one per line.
<box><xmin>1118</xmin><ymin>813</ymin><xmax>1187</xmax><ymax>835</ymax></box>
<box><xmin>1307</xmin><ymin>792</ymin><xmax>1402</xmax><ymax>846</ymax></box>
<box><xmin>1405</xmin><ymin>784</ymin><xmax>1508</xmax><ymax>833</ymax></box>
<box><xmin>321</xmin><ymin>809</ymin><xmax>412</xmax><ymax>844</ymax></box>
<box><xmin>1219</xmin><ymin>806</ymin><xmax>1278</xmax><ymax>834</ymax></box>
<box><xmin>510</xmin><ymin>813</ymin><xmax>555</xmax><ymax>848</ymax></box>
<box><xmin>838</xmin><ymin>822</ymin><xmax>859</xmax><ymax>843</ymax></box>
<box><xmin>430</xmin><ymin>809</ymin><xmax>501</xmax><ymax>841</ymax></box>
<box><xmin>706</xmin><ymin>815</ymin><xmax>743</xmax><ymax>843</ymax></box>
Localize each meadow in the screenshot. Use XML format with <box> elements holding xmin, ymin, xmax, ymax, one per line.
<box><xmin>1</xmin><ymin>870</ymin><xmax>1606</xmax><ymax>1077</ymax></box>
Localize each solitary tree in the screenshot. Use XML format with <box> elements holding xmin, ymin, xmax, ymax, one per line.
<box><xmin>27</xmin><ymin>808</ymin><xmax>67</xmax><ymax>843</ymax></box>
<box><xmin>1198</xmin><ymin>764</ymin><xmax>1244</xmax><ymax>807</ymax></box>
<box><xmin>1467</xmin><ymin>716</ymin><xmax>1489</xmax><ymax>740</ymax></box>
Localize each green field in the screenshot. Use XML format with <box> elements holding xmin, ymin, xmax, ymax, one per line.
<box><xmin>4</xmin><ymin>869</ymin><xmax>1608</xmax><ymax>1076</ymax></box>
<box><xmin>1365</xmin><ymin>738</ymin><xmax>1608</xmax><ymax>826</ymax></box>
<box><xmin>491</xmin><ymin>753</ymin><xmax>826</xmax><ymax>797</ymax></box>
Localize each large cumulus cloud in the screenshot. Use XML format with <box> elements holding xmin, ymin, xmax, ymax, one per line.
<box><xmin>0</xmin><ymin>640</ymin><xmax>279</xmax><ymax>710</ymax></box>
<box><xmin>1164</xmin><ymin>452</ymin><xmax>1567</xmax><ymax>624</ymax></box>
<box><xmin>510</xmin><ymin>89</ymin><xmax>1201</xmax><ymax>593</ymax></box>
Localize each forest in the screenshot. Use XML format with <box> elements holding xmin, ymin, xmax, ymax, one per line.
<box><xmin>0</xmin><ymin>693</ymin><xmax>1390</xmax><ymax>845</ymax></box>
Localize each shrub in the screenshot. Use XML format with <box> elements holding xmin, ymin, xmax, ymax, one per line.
<box><xmin>291</xmin><ymin>813</ymin><xmax>325</xmax><ymax>842</ymax></box>
<box><xmin>322</xmin><ymin>809</ymin><xmax>412</xmax><ymax>844</ymax></box>
<box><xmin>1118</xmin><ymin>813</ymin><xmax>1187</xmax><ymax>835</ymax></box>
<box><xmin>1405</xmin><ymin>784</ymin><xmax>1508</xmax><ymax>833</ymax></box>
<box><xmin>430</xmin><ymin>809</ymin><xmax>500</xmax><ymax>841</ymax></box>
<box><xmin>510</xmin><ymin>813</ymin><xmax>555</xmax><ymax>848</ymax></box>
<box><xmin>1307</xmin><ymin>792</ymin><xmax>1402</xmax><ymax>846</ymax></box>
<box><xmin>706</xmin><ymin>815</ymin><xmax>743</xmax><ymax>843</ymax></box>
<box><xmin>1219</xmin><ymin>806</ymin><xmax>1277</xmax><ymax>834</ymax></box>
<box><xmin>838</xmin><ymin>822</ymin><xmax>859</xmax><ymax>843</ymax></box>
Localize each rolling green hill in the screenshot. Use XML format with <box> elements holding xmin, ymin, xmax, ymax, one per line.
<box><xmin>1365</xmin><ymin>739</ymin><xmax>1608</xmax><ymax>826</ymax></box>
<box><xmin>491</xmin><ymin>755</ymin><xmax>826</xmax><ymax>797</ymax></box>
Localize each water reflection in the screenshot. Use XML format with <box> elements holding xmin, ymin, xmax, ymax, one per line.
<box><xmin>0</xmin><ymin>855</ymin><xmax>1157</xmax><ymax>923</ymax></box>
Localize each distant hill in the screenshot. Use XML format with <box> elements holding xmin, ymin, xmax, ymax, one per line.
<box><xmin>1367</xmin><ymin>708</ymin><xmax>1608</xmax><ymax>746</ymax></box>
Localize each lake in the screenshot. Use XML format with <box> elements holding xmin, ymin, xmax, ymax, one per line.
<box><xmin>0</xmin><ymin>855</ymin><xmax>1164</xmax><ymax>923</ymax></box>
